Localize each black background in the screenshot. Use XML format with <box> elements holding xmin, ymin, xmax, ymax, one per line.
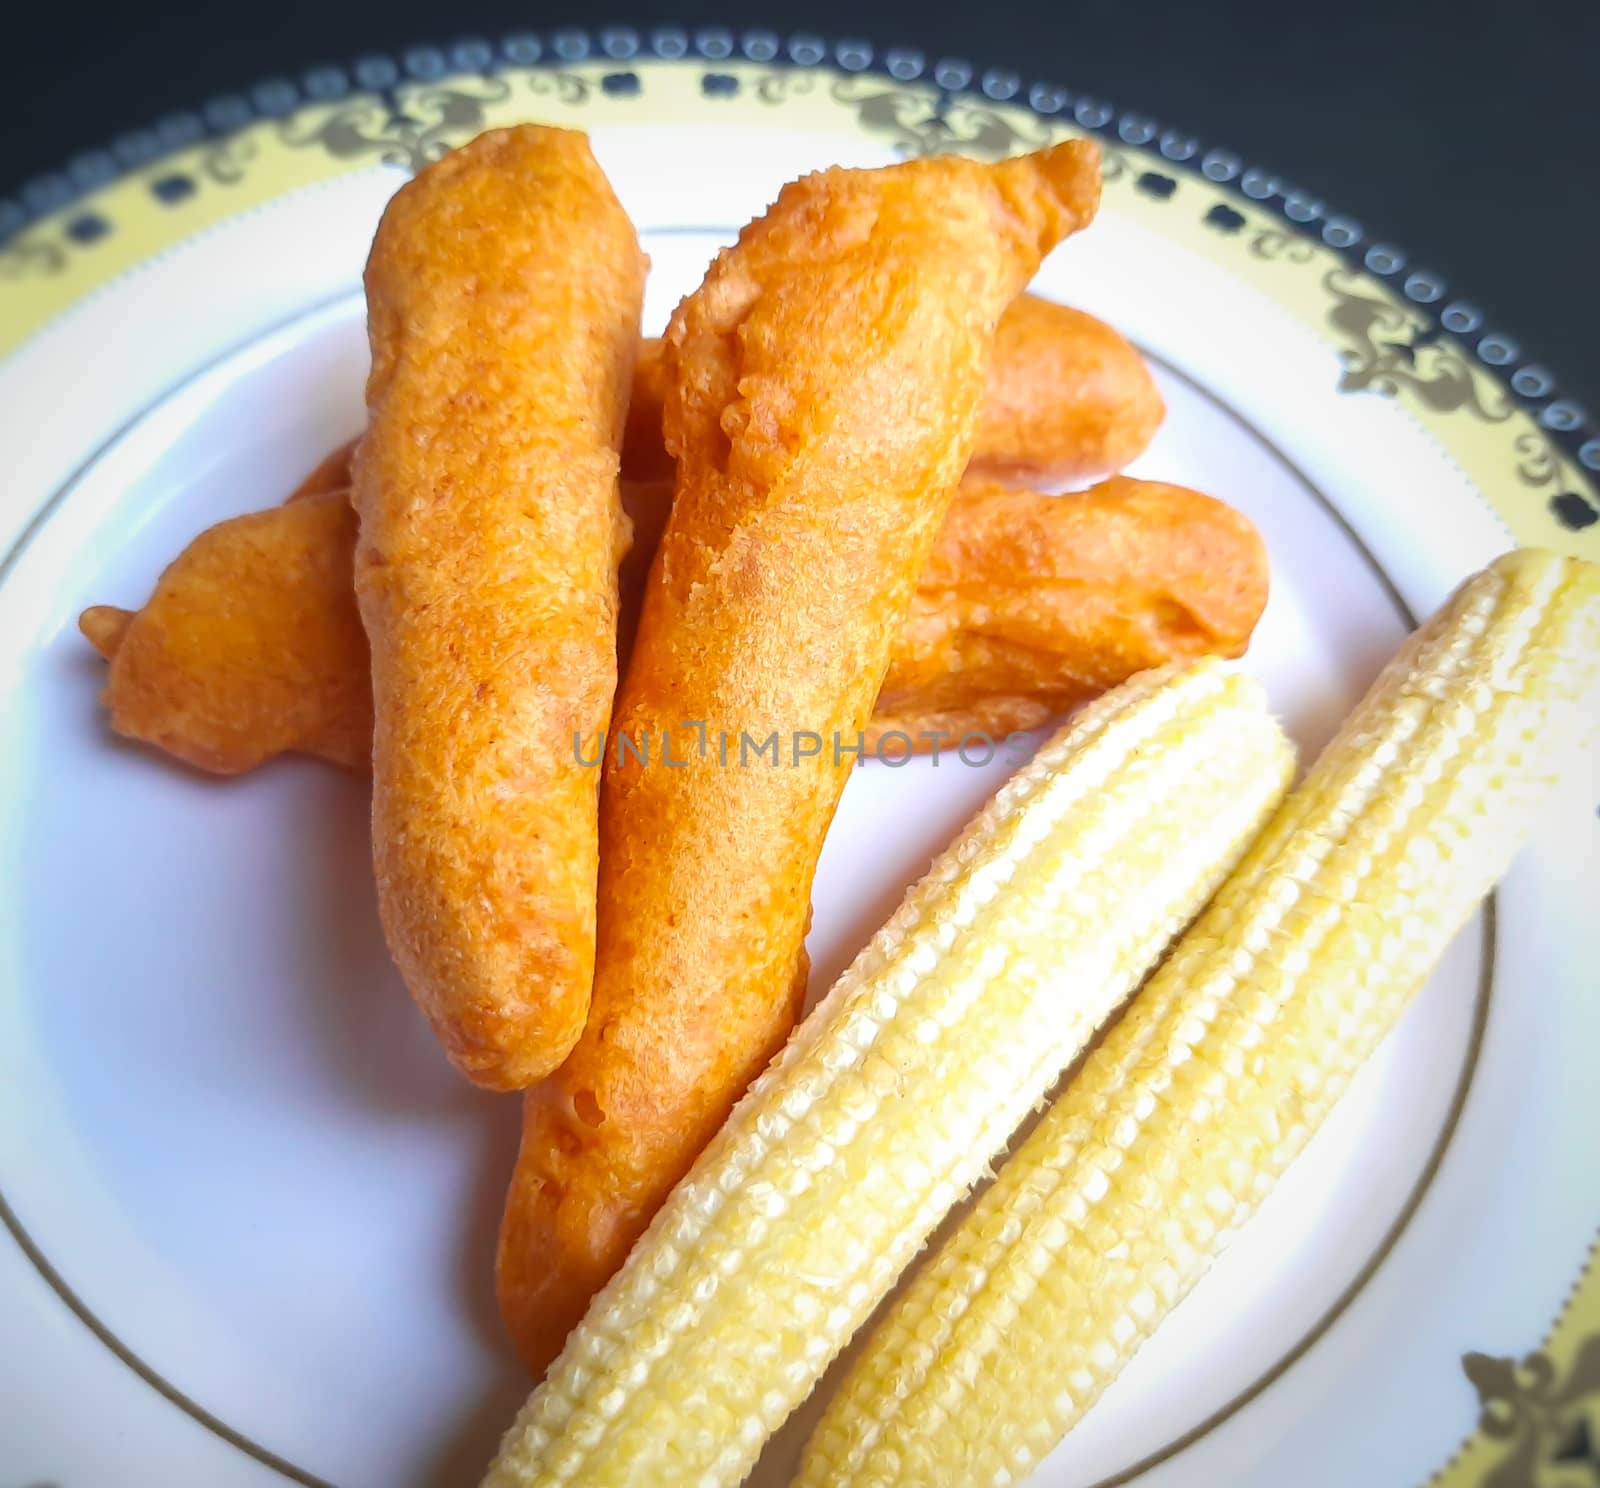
<box><xmin>3</xmin><ymin>0</ymin><xmax>1597</xmax><ymax>411</ymax></box>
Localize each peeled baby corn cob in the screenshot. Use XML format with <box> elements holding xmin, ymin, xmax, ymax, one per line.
<box><xmin>797</xmin><ymin>548</ymin><xmax>1600</xmax><ymax>1488</ymax></box>
<box><xmin>482</xmin><ymin>660</ymin><xmax>1293</xmax><ymax>1488</ymax></box>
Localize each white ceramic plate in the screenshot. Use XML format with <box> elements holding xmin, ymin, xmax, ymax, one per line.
<box><xmin>2</xmin><ymin>35</ymin><xmax>1597</xmax><ymax>1488</ymax></box>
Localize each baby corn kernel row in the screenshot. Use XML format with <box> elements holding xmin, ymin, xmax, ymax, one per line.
<box><xmin>482</xmin><ymin>660</ymin><xmax>1294</xmax><ymax>1487</ymax></box>
<box><xmin>797</xmin><ymin>549</ymin><xmax>1600</xmax><ymax>1488</ymax></box>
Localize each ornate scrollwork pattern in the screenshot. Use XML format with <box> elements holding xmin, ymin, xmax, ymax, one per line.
<box><xmin>197</xmin><ymin>134</ymin><xmax>258</xmax><ymax>186</ymax></box>
<box><xmin>527</xmin><ymin>71</ymin><xmax>592</xmax><ymax>105</ymax></box>
<box><xmin>1516</xmin><ymin>430</ymin><xmax>1600</xmax><ymax>529</ymax></box>
<box><xmin>1250</xmin><ymin>227</ymin><xmax>1315</xmax><ymax>264</ymax></box>
<box><xmin>1516</xmin><ymin>430</ymin><xmax>1560</xmax><ymax>489</ymax></box>
<box><xmin>1461</xmin><ymin>1339</ymin><xmax>1600</xmax><ymax>1488</ymax></box>
<box><xmin>1322</xmin><ymin>266</ymin><xmax>1597</xmax><ymax>527</ymax></box>
<box><xmin>1095</xmin><ymin>142</ymin><xmax>1138</xmax><ymax>184</ymax></box>
<box><xmin>829</xmin><ymin>76</ymin><xmax>1059</xmax><ymax>159</ymax></box>
<box><xmin>752</xmin><ymin>69</ymin><xmax>816</xmax><ymax>105</ymax></box>
<box><xmin>1323</xmin><ymin>267</ymin><xmax>1513</xmax><ymax>421</ymax></box>
<box><xmin>278</xmin><ymin>77</ymin><xmax>512</xmax><ymax>173</ymax></box>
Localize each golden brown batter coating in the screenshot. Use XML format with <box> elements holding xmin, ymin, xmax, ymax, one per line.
<box><xmin>80</xmin><ymin>472</ymin><xmax>1266</xmax><ymax>775</ymax></box>
<box><xmin>621</xmin><ymin>296</ymin><xmax>1161</xmax><ymax>482</ymax></box>
<box><xmin>283</xmin><ymin>293</ymin><xmax>1160</xmax><ymax>495</ymax></box>
<box><xmin>969</xmin><ymin>295</ymin><xmax>1164</xmax><ymax>484</ymax></box>
<box><xmin>354</xmin><ymin>125</ymin><xmax>646</xmax><ymax>1091</ymax></box>
<box><xmin>495</xmin><ymin>140</ymin><xmax>1103</xmax><ymax>1376</ymax></box>
<box><xmin>868</xmin><ymin>476</ymin><xmax>1268</xmax><ymax>748</ymax></box>
<box><xmin>79</xmin><ymin>493</ymin><xmax>370</xmax><ymax>774</ymax></box>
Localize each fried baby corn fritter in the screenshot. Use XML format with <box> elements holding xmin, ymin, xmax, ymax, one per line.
<box><xmin>629</xmin><ymin>292</ymin><xmax>1160</xmax><ymax>483</ymax></box>
<box><xmin>81</xmin><ymin>476</ymin><xmax>1266</xmax><ymax>772</ymax></box>
<box><xmin>81</xmin><ymin>495</ymin><xmax>371</xmax><ymax>773</ymax></box>
<box><xmin>265</xmin><ymin>292</ymin><xmax>1165</xmax><ymax>498</ymax></box>
<box><xmin>969</xmin><ymin>294</ymin><xmax>1164</xmax><ymax>483</ymax></box>
<box><xmin>868</xmin><ymin>475</ymin><xmax>1268</xmax><ymax>748</ymax></box>
<box><xmin>495</xmin><ymin>139</ymin><xmax>1104</xmax><ymax>1376</ymax></box>
<box><xmin>354</xmin><ymin>125</ymin><xmax>646</xmax><ymax>1091</ymax></box>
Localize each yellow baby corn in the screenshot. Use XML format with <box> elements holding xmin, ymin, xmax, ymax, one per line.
<box><xmin>798</xmin><ymin>549</ymin><xmax>1600</xmax><ymax>1488</ymax></box>
<box><xmin>482</xmin><ymin>659</ymin><xmax>1294</xmax><ymax>1488</ymax></box>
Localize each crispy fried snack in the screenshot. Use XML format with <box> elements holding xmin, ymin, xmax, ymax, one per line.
<box><xmin>354</xmin><ymin>125</ymin><xmax>646</xmax><ymax>1091</ymax></box>
<box><xmin>79</xmin><ymin>480</ymin><xmax>666</xmax><ymax>774</ymax></box>
<box><xmin>281</xmin><ymin>292</ymin><xmax>1161</xmax><ymax>496</ymax></box>
<box><xmin>970</xmin><ymin>294</ymin><xmax>1165</xmax><ymax>483</ymax></box>
<box><xmin>495</xmin><ymin>140</ymin><xmax>1104</xmax><ymax>1376</ymax></box>
<box><xmin>80</xmin><ymin>474</ymin><xmax>1266</xmax><ymax>772</ymax></box>
<box><xmin>868</xmin><ymin>475</ymin><xmax>1268</xmax><ymax>748</ymax></box>
<box><xmin>627</xmin><ymin>295</ymin><xmax>1160</xmax><ymax>483</ymax></box>
<box><xmin>80</xmin><ymin>494</ymin><xmax>370</xmax><ymax>773</ymax></box>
